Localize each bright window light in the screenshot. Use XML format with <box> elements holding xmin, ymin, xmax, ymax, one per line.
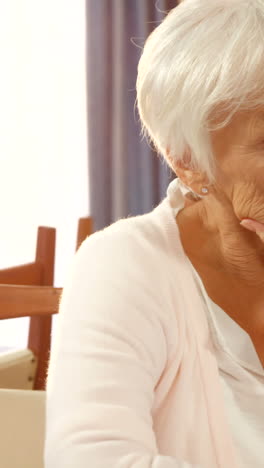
<box><xmin>0</xmin><ymin>0</ymin><xmax>89</xmax><ymax>350</ymax></box>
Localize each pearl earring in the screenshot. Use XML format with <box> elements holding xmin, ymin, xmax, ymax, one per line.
<box><xmin>201</xmin><ymin>187</ymin><xmax>209</xmax><ymax>194</ymax></box>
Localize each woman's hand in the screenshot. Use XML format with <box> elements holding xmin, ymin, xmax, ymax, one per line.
<box><xmin>240</xmin><ymin>218</ymin><xmax>264</xmax><ymax>242</ymax></box>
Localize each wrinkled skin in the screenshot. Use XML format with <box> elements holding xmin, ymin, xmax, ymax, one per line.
<box><xmin>169</xmin><ymin>110</ymin><xmax>264</xmax><ymax>355</ymax></box>
<box><xmin>174</xmin><ymin>110</ymin><xmax>264</xmax><ymax>280</ymax></box>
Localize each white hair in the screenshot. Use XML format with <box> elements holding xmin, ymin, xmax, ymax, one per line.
<box><xmin>136</xmin><ymin>0</ymin><xmax>264</xmax><ymax>184</ymax></box>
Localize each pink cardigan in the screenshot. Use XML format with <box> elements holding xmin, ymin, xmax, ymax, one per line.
<box><xmin>45</xmin><ymin>186</ymin><xmax>241</xmax><ymax>468</ymax></box>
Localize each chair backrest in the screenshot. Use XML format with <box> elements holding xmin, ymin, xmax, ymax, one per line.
<box><xmin>0</xmin><ymin>217</ymin><xmax>93</xmax><ymax>390</ymax></box>
<box><xmin>0</xmin><ymin>283</ymin><xmax>62</xmax><ymax>390</ymax></box>
<box><xmin>0</xmin><ymin>388</ymin><xmax>46</xmax><ymax>468</ymax></box>
<box><xmin>0</xmin><ymin>226</ymin><xmax>57</xmax><ymax>390</ymax></box>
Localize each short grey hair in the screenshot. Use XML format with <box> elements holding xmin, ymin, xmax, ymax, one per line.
<box><xmin>136</xmin><ymin>0</ymin><xmax>264</xmax><ymax>184</ymax></box>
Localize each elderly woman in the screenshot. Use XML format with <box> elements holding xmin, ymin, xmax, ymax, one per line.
<box><xmin>45</xmin><ymin>1</ymin><xmax>264</xmax><ymax>467</ymax></box>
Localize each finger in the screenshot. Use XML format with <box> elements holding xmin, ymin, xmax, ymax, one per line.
<box><xmin>240</xmin><ymin>218</ymin><xmax>264</xmax><ymax>241</ymax></box>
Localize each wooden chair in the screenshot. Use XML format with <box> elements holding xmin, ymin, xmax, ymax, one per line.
<box><xmin>76</xmin><ymin>216</ymin><xmax>93</xmax><ymax>252</ymax></box>
<box><xmin>0</xmin><ymin>217</ymin><xmax>93</xmax><ymax>391</ymax></box>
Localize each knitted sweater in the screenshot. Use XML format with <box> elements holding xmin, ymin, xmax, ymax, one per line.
<box><xmin>45</xmin><ymin>178</ymin><xmax>241</xmax><ymax>468</ymax></box>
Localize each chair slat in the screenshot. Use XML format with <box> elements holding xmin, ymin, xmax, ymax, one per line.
<box><xmin>0</xmin><ymin>284</ymin><xmax>62</xmax><ymax>319</ymax></box>
<box><xmin>0</xmin><ymin>262</ymin><xmax>42</xmax><ymax>286</ymax></box>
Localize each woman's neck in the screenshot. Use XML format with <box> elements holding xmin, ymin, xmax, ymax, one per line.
<box><xmin>176</xmin><ymin>195</ymin><xmax>264</xmax><ymax>338</ymax></box>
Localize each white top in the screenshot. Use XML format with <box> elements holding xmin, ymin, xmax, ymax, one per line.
<box><xmin>175</xmin><ymin>179</ymin><xmax>264</xmax><ymax>468</ymax></box>
<box><xmin>45</xmin><ymin>176</ymin><xmax>263</xmax><ymax>468</ymax></box>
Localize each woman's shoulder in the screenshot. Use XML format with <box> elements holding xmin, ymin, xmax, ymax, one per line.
<box><xmin>62</xmin><ymin>201</ymin><xmax>183</xmax><ymax>320</ymax></box>
<box><xmin>78</xmin><ymin>199</ymin><xmax>180</xmax><ymax>271</ymax></box>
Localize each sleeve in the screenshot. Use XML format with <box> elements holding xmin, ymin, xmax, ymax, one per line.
<box><xmin>44</xmin><ymin>229</ymin><xmax>201</xmax><ymax>468</ymax></box>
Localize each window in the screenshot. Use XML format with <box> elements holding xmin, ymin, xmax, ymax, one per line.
<box><xmin>0</xmin><ymin>0</ymin><xmax>89</xmax><ymax>350</ymax></box>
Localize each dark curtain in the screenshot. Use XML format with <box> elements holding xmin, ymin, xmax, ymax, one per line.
<box><xmin>86</xmin><ymin>0</ymin><xmax>178</xmax><ymax>231</ymax></box>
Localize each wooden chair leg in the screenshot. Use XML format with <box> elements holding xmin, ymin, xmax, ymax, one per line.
<box><xmin>28</xmin><ymin>315</ymin><xmax>52</xmax><ymax>390</ymax></box>
<box><xmin>30</xmin><ymin>226</ymin><xmax>55</xmax><ymax>390</ymax></box>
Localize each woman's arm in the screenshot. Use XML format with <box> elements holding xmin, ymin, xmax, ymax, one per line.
<box><xmin>44</xmin><ymin>229</ymin><xmax>201</xmax><ymax>468</ymax></box>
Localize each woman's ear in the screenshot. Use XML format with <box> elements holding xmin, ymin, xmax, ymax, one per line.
<box><xmin>175</xmin><ymin>165</ymin><xmax>196</xmax><ymax>185</ymax></box>
<box><xmin>166</xmin><ymin>147</ymin><xmax>192</xmax><ymax>170</ymax></box>
<box><xmin>166</xmin><ymin>147</ymin><xmax>209</xmax><ymax>191</ymax></box>
<box><xmin>175</xmin><ymin>164</ymin><xmax>210</xmax><ymax>194</ymax></box>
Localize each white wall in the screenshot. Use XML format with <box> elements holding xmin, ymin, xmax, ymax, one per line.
<box><xmin>0</xmin><ymin>0</ymin><xmax>89</xmax><ymax>350</ymax></box>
